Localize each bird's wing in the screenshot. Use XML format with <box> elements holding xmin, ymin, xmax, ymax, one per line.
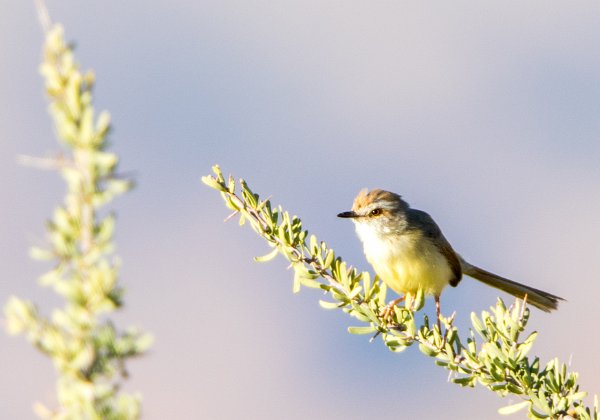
<box><xmin>407</xmin><ymin>209</ymin><xmax>462</xmax><ymax>286</ymax></box>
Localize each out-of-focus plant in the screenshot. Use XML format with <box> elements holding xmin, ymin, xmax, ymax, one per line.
<box><xmin>4</xmin><ymin>21</ymin><xmax>151</xmax><ymax>419</ymax></box>
<box><xmin>203</xmin><ymin>165</ymin><xmax>598</xmax><ymax>420</ymax></box>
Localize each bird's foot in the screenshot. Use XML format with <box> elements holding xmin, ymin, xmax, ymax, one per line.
<box><xmin>380</xmin><ymin>297</ymin><xmax>405</xmax><ymax>323</ymax></box>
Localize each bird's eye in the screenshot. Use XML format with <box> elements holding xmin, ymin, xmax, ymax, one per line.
<box><xmin>370</xmin><ymin>208</ymin><xmax>382</xmax><ymax>216</ymax></box>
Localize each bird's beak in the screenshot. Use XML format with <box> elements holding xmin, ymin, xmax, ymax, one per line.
<box><xmin>337</xmin><ymin>211</ymin><xmax>358</xmax><ymax>218</ymax></box>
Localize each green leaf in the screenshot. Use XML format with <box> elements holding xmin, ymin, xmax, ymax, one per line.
<box><xmin>38</xmin><ymin>269</ymin><xmax>61</xmax><ymax>286</ymax></box>
<box><xmin>323</xmin><ymin>250</ymin><xmax>335</xmax><ymax>269</ymax></box>
<box><xmin>348</xmin><ymin>325</ymin><xmax>376</xmax><ymax>335</ymax></box>
<box><xmin>107</xmin><ymin>178</ymin><xmax>133</xmax><ymax>196</ymax></box>
<box><xmin>292</xmin><ymin>276</ymin><xmax>301</xmax><ymax>293</ymax></box>
<box><xmin>471</xmin><ymin>311</ymin><xmax>485</xmax><ymax>337</ymax></box>
<box><xmin>299</xmin><ymin>277</ymin><xmax>322</xmax><ymax>289</ymax></box>
<box><xmin>570</xmin><ymin>391</ymin><xmax>587</xmax><ymax>401</ymax></box>
<box><xmin>498</xmin><ymin>400</ymin><xmax>529</xmax><ymax>415</ymax></box>
<box><xmin>79</xmin><ymin>106</ymin><xmax>94</xmax><ymax>145</ymax></box>
<box><xmin>517</xmin><ymin>331</ymin><xmax>537</xmax><ymax>360</ymax></box>
<box><xmin>95</xmin><ymin>110</ymin><xmax>111</xmax><ymax>138</ymax></box>
<box><xmin>419</xmin><ymin>342</ymin><xmax>439</xmax><ymax>357</ymax></box>
<box><xmin>528</xmin><ymin>392</ymin><xmax>551</xmax><ymax>416</ymax></box>
<box><xmin>135</xmin><ymin>333</ymin><xmax>154</xmax><ymax>353</ymax></box>
<box><xmin>94</xmin><ymin>151</ymin><xmax>118</xmax><ymax>176</ymax></box>
<box><xmin>254</xmin><ymin>247</ymin><xmax>279</xmax><ymax>263</ymax></box>
<box><xmin>319</xmin><ymin>300</ymin><xmax>341</xmax><ymax>310</ymax></box>
<box><xmin>309</xmin><ymin>234</ymin><xmax>318</xmax><ymax>253</ymax></box>
<box><xmin>96</xmin><ymin>216</ymin><xmax>115</xmax><ymax>246</ymax></box>
<box><xmin>202</xmin><ymin>175</ymin><xmax>225</xmax><ymax>191</ymax></box>
<box><xmin>452</xmin><ymin>376</ymin><xmax>475</xmax><ymax>387</ymax></box>
<box><xmin>52</xmin><ymin>206</ymin><xmax>72</xmax><ymax>233</ymax></box>
<box><xmin>30</xmin><ymin>246</ymin><xmax>54</xmax><ymax>261</ymax></box>
<box><xmin>413</xmin><ymin>288</ymin><xmax>425</xmax><ymax>311</ymax></box>
<box><xmin>528</xmin><ymin>407</ymin><xmax>550</xmax><ymax>419</ymax></box>
<box><xmin>359</xmin><ymin>303</ymin><xmax>380</xmax><ymax>324</ymax></box>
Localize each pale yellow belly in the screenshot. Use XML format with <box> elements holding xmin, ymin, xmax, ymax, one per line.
<box><xmin>362</xmin><ymin>232</ymin><xmax>452</xmax><ymax>297</ymax></box>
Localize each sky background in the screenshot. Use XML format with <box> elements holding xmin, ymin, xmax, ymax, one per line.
<box><xmin>1</xmin><ymin>1</ymin><xmax>600</xmax><ymax>419</ymax></box>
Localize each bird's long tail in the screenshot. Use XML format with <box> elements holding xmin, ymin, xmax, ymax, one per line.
<box><xmin>459</xmin><ymin>257</ymin><xmax>564</xmax><ymax>312</ymax></box>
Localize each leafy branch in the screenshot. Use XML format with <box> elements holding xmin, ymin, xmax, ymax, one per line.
<box><xmin>203</xmin><ymin>165</ymin><xmax>597</xmax><ymax>420</ymax></box>
<box><xmin>4</xmin><ymin>22</ymin><xmax>150</xmax><ymax>419</ymax></box>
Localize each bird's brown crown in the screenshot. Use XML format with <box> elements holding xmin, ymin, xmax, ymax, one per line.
<box><xmin>352</xmin><ymin>189</ymin><xmax>405</xmax><ymax>213</ymax></box>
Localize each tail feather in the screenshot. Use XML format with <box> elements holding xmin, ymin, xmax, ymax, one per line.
<box><xmin>459</xmin><ymin>258</ymin><xmax>564</xmax><ymax>312</ymax></box>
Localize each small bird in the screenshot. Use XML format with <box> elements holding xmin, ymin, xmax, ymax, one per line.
<box><xmin>338</xmin><ymin>189</ymin><xmax>563</xmax><ymax>324</ymax></box>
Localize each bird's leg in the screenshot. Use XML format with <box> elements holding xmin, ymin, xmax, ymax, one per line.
<box><xmin>434</xmin><ymin>295</ymin><xmax>443</xmax><ymax>333</ymax></box>
<box><xmin>381</xmin><ymin>296</ymin><xmax>405</xmax><ymax>322</ymax></box>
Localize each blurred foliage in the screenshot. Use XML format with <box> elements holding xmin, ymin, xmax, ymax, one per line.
<box><xmin>204</xmin><ymin>165</ymin><xmax>598</xmax><ymax>419</ymax></box>
<box><xmin>4</xmin><ymin>24</ymin><xmax>151</xmax><ymax>419</ymax></box>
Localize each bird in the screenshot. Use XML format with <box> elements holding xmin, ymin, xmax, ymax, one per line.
<box><xmin>337</xmin><ymin>188</ymin><xmax>563</xmax><ymax>326</ymax></box>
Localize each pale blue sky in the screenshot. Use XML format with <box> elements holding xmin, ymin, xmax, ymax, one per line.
<box><xmin>1</xmin><ymin>1</ymin><xmax>600</xmax><ymax>419</ymax></box>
